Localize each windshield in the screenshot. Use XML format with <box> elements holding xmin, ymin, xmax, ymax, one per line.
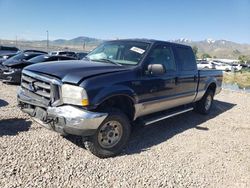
<box><xmin>4</xmin><ymin>52</ymin><xmax>25</xmax><ymax>62</ymax></box>
<box><xmin>86</xmin><ymin>41</ymin><xmax>150</xmax><ymax>66</ymax></box>
<box><xmin>27</xmin><ymin>55</ymin><xmax>48</xmax><ymax>63</ymax></box>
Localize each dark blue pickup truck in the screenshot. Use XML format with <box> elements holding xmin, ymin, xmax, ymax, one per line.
<box><xmin>17</xmin><ymin>39</ymin><xmax>222</xmax><ymax>158</ymax></box>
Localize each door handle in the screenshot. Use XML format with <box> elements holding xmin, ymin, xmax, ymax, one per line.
<box><xmin>150</xmin><ymin>87</ymin><xmax>157</xmax><ymax>93</ymax></box>
<box><xmin>194</xmin><ymin>75</ymin><xmax>197</xmax><ymax>82</ymax></box>
<box><xmin>175</xmin><ymin>77</ymin><xmax>179</xmax><ymax>84</ymax></box>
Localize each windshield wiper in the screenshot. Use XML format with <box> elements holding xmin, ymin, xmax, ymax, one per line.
<box><xmin>95</xmin><ymin>59</ymin><xmax>122</xmax><ymax>66</ymax></box>
<box><xmin>82</xmin><ymin>56</ymin><xmax>91</xmax><ymax>61</ymax></box>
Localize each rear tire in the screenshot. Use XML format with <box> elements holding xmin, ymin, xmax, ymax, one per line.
<box><xmin>194</xmin><ymin>90</ymin><xmax>214</xmax><ymax>114</ymax></box>
<box><xmin>84</xmin><ymin>109</ymin><xmax>131</xmax><ymax>158</ymax></box>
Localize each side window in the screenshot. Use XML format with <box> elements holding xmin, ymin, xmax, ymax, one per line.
<box><xmin>174</xmin><ymin>47</ymin><xmax>196</xmax><ymax>71</ymax></box>
<box><xmin>148</xmin><ymin>45</ymin><xmax>176</xmax><ymax>72</ymax></box>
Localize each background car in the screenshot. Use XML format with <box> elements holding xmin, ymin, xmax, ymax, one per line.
<box><xmin>50</xmin><ymin>51</ymin><xmax>77</xmax><ymax>58</ymax></box>
<box><xmin>0</xmin><ymin>50</ymin><xmax>47</xmax><ymax>83</ymax></box>
<box><xmin>0</xmin><ymin>53</ymin><xmax>18</xmax><ymax>64</ymax></box>
<box><xmin>76</xmin><ymin>52</ymin><xmax>88</xmax><ymax>60</ymax></box>
<box><xmin>0</xmin><ymin>46</ymin><xmax>19</xmax><ymax>56</ymax></box>
<box><xmin>212</xmin><ymin>62</ymin><xmax>232</xmax><ymax>71</ymax></box>
<box><xmin>197</xmin><ymin>60</ymin><xmax>216</xmax><ymax>69</ymax></box>
<box><xmin>27</xmin><ymin>54</ymin><xmax>76</xmax><ymax>64</ymax></box>
<box><xmin>231</xmin><ymin>64</ymin><xmax>242</xmax><ymax>71</ymax></box>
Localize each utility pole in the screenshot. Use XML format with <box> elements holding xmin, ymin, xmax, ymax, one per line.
<box><xmin>83</xmin><ymin>41</ymin><xmax>86</xmax><ymax>51</ymax></box>
<box><xmin>46</xmin><ymin>30</ymin><xmax>49</xmax><ymax>52</ymax></box>
<box><xmin>15</xmin><ymin>36</ymin><xmax>18</xmax><ymax>47</ymax></box>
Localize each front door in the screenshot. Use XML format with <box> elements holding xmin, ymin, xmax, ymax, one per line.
<box><xmin>136</xmin><ymin>43</ymin><xmax>178</xmax><ymax>117</ymax></box>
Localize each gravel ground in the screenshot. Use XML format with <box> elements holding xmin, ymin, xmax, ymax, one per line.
<box><xmin>0</xmin><ymin>82</ymin><xmax>249</xmax><ymax>188</ymax></box>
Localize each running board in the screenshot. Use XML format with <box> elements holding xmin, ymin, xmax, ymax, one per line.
<box><xmin>143</xmin><ymin>107</ymin><xmax>194</xmax><ymax>126</ymax></box>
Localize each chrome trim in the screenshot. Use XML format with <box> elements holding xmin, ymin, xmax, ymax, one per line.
<box><xmin>144</xmin><ymin>107</ymin><xmax>194</xmax><ymax>125</ymax></box>
<box><xmin>47</xmin><ymin>105</ymin><xmax>108</xmax><ymax>131</ymax></box>
<box><xmin>22</xmin><ymin>70</ymin><xmax>63</xmax><ymax>106</ymax></box>
<box><xmin>134</xmin><ymin>94</ymin><xmax>195</xmax><ymax>119</ymax></box>
<box><xmin>22</xmin><ymin>70</ymin><xmax>62</xmax><ymax>85</ymax></box>
<box><xmin>17</xmin><ymin>87</ymin><xmax>50</xmax><ymax>108</ymax></box>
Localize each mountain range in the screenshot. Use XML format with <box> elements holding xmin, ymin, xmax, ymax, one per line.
<box><xmin>48</xmin><ymin>37</ymin><xmax>250</xmax><ymax>59</ymax></box>
<box><xmin>172</xmin><ymin>38</ymin><xmax>250</xmax><ymax>59</ymax></box>
<box><xmin>1</xmin><ymin>36</ymin><xmax>250</xmax><ymax>59</ymax></box>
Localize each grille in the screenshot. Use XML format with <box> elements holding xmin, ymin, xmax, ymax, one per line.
<box><xmin>21</xmin><ymin>71</ymin><xmax>61</xmax><ymax>106</ymax></box>
<box><xmin>22</xmin><ymin>73</ymin><xmax>51</xmax><ymax>99</ymax></box>
<box><xmin>0</xmin><ymin>64</ymin><xmax>8</xmax><ymax>70</ymax></box>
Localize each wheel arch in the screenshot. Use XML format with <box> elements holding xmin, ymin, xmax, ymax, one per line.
<box><xmin>92</xmin><ymin>86</ymin><xmax>137</xmax><ymax>121</ymax></box>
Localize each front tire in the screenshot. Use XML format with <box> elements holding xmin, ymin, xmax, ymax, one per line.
<box><xmin>194</xmin><ymin>90</ymin><xmax>214</xmax><ymax>114</ymax></box>
<box><xmin>84</xmin><ymin>110</ymin><xmax>131</xmax><ymax>158</ymax></box>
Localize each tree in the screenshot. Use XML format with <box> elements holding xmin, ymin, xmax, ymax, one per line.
<box><xmin>192</xmin><ymin>46</ymin><xmax>198</xmax><ymax>58</ymax></box>
<box><xmin>238</xmin><ymin>55</ymin><xmax>249</xmax><ymax>63</ymax></box>
<box><xmin>201</xmin><ymin>53</ymin><xmax>211</xmax><ymax>59</ymax></box>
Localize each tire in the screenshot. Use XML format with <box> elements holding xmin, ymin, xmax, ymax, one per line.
<box><xmin>84</xmin><ymin>109</ymin><xmax>131</xmax><ymax>158</ymax></box>
<box><xmin>194</xmin><ymin>90</ymin><xmax>214</xmax><ymax>114</ymax></box>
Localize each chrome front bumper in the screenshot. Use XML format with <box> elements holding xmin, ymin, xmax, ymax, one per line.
<box><xmin>17</xmin><ymin>87</ymin><xmax>108</xmax><ymax>136</ymax></box>
<box><xmin>46</xmin><ymin>105</ymin><xmax>108</xmax><ymax>135</ymax></box>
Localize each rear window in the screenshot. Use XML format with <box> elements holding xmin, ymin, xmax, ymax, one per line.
<box><xmin>174</xmin><ymin>47</ymin><xmax>196</xmax><ymax>71</ymax></box>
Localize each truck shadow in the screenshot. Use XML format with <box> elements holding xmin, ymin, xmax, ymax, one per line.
<box><xmin>0</xmin><ymin>99</ymin><xmax>9</xmax><ymax>107</ymax></box>
<box><xmin>125</xmin><ymin>100</ymin><xmax>236</xmax><ymax>155</ymax></box>
<box><xmin>0</xmin><ymin>118</ymin><xmax>32</xmax><ymax>136</ymax></box>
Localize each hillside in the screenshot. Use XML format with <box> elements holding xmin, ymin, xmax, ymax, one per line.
<box><xmin>173</xmin><ymin>38</ymin><xmax>250</xmax><ymax>59</ymax></box>
<box><xmin>1</xmin><ymin>37</ymin><xmax>250</xmax><ymax>59</ymax></box>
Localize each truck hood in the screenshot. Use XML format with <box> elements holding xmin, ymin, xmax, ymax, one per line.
<box><xmin>24</xmin><ymin>60</ymin><xmax>130</xmax><ymax>85</ymax></box>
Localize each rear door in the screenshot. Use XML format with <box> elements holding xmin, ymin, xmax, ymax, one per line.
<box><xmin>173</xmin><ymin>46</ymin><xmax>198</xmax><ymax>103</ymax></box>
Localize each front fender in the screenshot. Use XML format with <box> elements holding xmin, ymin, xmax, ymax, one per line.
<box><xmin>91</xmin><ymin>85</ymin><xmax>138</xmax><ymax>107</ymax></box>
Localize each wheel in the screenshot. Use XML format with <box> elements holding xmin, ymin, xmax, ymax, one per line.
<box><xmin>84</xmin><ymin>109</ymin><xmax>131</xmax><ymax>158</ymax></box>
<box><xmin>194</xmin><ymin>90</ymin><xmax>214</xmax><ymax>114</ymax></box>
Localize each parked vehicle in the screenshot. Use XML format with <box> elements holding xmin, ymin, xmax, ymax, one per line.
<box><xmin>0</xmin><ymin>50</ymin><xmax>47</xmax><ymax>83</ymax></box>
<box><xmin>231</xmin><ymin>64</ymin><xmax>242</xmax><ymax>71</ymax></box>
<box><xmin>0</xmin><ymin>46</ymin><xmax>19</xmax><ymax>56</ymax></box>
<box><xmin>76</xmin><ymin>52</ymin><xmax>88</xmax><ymax>60</ymax></box>
<box><xmin>240</xmin><ymin>63</ymin><xmax>250</xmax><ymax>68</ymax></box>
<box><xmin>0</xmin><ymin>53</ymin><xmax>18</xmax><ymax>64</ymax></box>
<box><xmin>27</xmin><ymin>54</ymin><xmax>76</xmax><ymax>64</ymax></box>
<box><xmin>197</xmin><ymin>60</ymin><xmax>215</xmax><ymax>69</ymax></box>
<box><xmin>17</xmin><ymin>39</ymin><xmax>222</xmax><ymax>158</ymax></box>
<box><xmin>213</xmin><ymin>61</ymin><xmax>232</xmax><ymax>71</ymax></box>
<box><xmin>50</xmin><ymin>51</ymin><xmax>77</xmax><ymax>58</ymax></box>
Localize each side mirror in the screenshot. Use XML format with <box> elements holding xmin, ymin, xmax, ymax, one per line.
<box><xmin>147</xmin><ymin>64</ymin><xmax>165</xmax><ymax>75</ymax></box>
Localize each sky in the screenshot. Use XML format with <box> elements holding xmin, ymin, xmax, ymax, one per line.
<box><xmin>0</xmin><ymin>0</ymin><xmax>250</xmax><ymax>43</ymax></box>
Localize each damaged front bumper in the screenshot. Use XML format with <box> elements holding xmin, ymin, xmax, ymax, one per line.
<box><xmin>0</xmin><ymin>67</ymin><xmax>22</xmax><ymax>83</ymax></box>
<box><xmin>17</xmin><ymin>87</ymin><xmax>108</xmax><ymax>136</ymax></box>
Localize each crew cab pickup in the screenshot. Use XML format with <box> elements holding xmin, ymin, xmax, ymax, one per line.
<box><xmin>17</xmin><ymin>39</ymin><xmax>222</xmax><ymax>158</ymax></box>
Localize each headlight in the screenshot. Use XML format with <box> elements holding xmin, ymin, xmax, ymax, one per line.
<box><xmin>61</xmin><ymin>84</ymin><xmax>89</xmax><ymax>106</ymax></box>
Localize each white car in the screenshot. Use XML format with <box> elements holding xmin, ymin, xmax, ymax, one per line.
<box><xmin>232</xmin><ymin>64</ymin><xmax>242</xmax><ymax>71</ymax></box>
<box><xmin>213</xmin><ymin>62</ymin><xmax>232</xmax><ymax>71</ymax></box>
<box><xmin>197</xmin><ymin>61</ymin><xmax>215</xmax><ymax>69</ymax></box>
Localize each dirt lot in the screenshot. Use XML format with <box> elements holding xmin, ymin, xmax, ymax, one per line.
<box><xmin>0</xmin><ymin>82</ymin><xmax>249</xmax><ymax>188</ymax></box>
